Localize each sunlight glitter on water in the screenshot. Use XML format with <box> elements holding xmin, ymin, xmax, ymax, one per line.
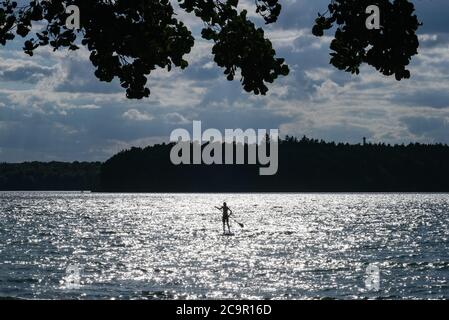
<box><xmin>1</xmin><ymin>192</ymin><xmax>449</xmax><ymax>299</ymax></box>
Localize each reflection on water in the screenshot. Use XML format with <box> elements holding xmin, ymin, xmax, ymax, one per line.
<box><xmin>0</xmin><ymin>192</ymin><xmax>448</xmax><ymax>299</ymax></box>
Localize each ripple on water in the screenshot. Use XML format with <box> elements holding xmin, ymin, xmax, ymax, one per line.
<box><xmin>0</xmin><ymin>192</ymin><xmax>449</xmax><ymax>299</ymax></box>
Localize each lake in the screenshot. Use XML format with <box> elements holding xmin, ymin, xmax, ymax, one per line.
<box><xmin>0</xmin><ymin>192</ymin><xmax>448</xmax><ymax>299</ymax></box>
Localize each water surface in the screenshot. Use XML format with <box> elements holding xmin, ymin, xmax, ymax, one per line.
<box><xmin>1</xmin><ymin>192</ymin><xmax>448</xmax><ymax>299</ymax></box>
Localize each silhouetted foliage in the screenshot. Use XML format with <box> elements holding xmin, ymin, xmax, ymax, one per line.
<box><xmin>0</xmin><ymin>1</ymin><xmax>421</xmax><ymax>98</ymax></box>
<box><xmin>313</xmin><ymin>0</ymin><xmax>420</xmax><ymax>80</ymax></box>
<box><xmin>98</xmin><ymin>137</ymin><xmax>449</xmax><ymax>192</ymax></box>
<box><xmin>0</xmin><ymin>161</ymin><xmax>101</xmax><ymax>190</ymax></box>
<box><xmin>0</xmin><ymin>0</ymin><xmax>288</xmax><ymax>98</ymax></box>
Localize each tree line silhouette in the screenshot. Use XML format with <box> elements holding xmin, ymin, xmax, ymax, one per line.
<box><xmin>98</xmin><ymin>136</ymin><xmax>449</xmax><ymax>192</ymax></box>
<box><xmin>2</xmin><ymin>136</ymin><xmax>449</xmax><ymax>192</ymax></box>
<box><xmin>0</xmin><ymin>161</ymin><xmax>101</xmax><ymax>191</ymax></box>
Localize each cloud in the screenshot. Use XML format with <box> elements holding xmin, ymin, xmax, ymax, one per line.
<box><xmin>1</xmin><ymin>1</ymin><xmax>449</xmax><ymax>161</ymax></box>
<box><xmin>391</xmin><ymin>89</ymin><xmax>449</xmax><ymax>109</ymax></box>
<box><xmin>400</xmin><ymin>116</ymin><xmax>449</xmax><ymax>143</ymax></box>
<box><xmin>122</xmin><ymin>109</ymin><xmax>155</xmax><ymax>121</ymax></box>
<box><xmin>163</xmin><ymin>112</ymin><xmax>190</xmax><ymax>125</ymax></box>
<box><xmin>52</xmin><ymin>52</ymin><xmax>123</xmax><ymax>94</ymax></box>
<box><xmin>0</xmin><ymin>59</ymin><xmax>55</xmax><ymax>83</ymax></box>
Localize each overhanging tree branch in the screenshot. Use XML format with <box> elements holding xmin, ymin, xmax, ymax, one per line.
<box><xmin>0</xmin><ymin>1</ymin><xmax>421</xmax><ymax>99</ymax></box>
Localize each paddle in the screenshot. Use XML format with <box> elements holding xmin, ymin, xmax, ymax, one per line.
<box><xmin>231</xmin><ymin>217</ymin><xmax>244</xmax><ymax>228</ymax></box>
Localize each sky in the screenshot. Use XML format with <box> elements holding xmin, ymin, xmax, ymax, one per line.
<box><xmin>0</xmin><ymin>0</ymin><xmax>449</xmax><ymax>162</ymax></box>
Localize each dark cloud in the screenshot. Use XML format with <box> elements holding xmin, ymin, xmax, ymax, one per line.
<box><xmin>54</xmin><ymin>58</ymin><xmax>123</xmax><ymax>94</ymax></box>
<box><xmin>182</xmin><ymin>58</ymin><xmax>221</xmax><ymax>82</ymax></box>
<box><xmin>0</xmin><ymin>62</ymin><xmax>55</xmax><ymax>83</ymax></box>
<box><xmin>276</xmin><ymin>0</ymin><xmax>330</xmax><ymax>30</ymax></box>
<box><xmin>391</xmin><ymin>89</ymin><xmax>449</xmax><ymax>109</ymax></box>
<box><xmin>400</xmin><ymin>116</ymin><xmax>449</xmax><ymax>143</ymax></box>
<box><xmin>415</xmin><ymin>0</ymin><xmax>449</xmax><ymax>34</ymax></box>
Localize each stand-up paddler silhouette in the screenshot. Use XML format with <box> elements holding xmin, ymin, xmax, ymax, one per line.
<box><xmin>216</xmin><ymin>202</ymin><xmax>233</xmax><ymax>234</ymax></box>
